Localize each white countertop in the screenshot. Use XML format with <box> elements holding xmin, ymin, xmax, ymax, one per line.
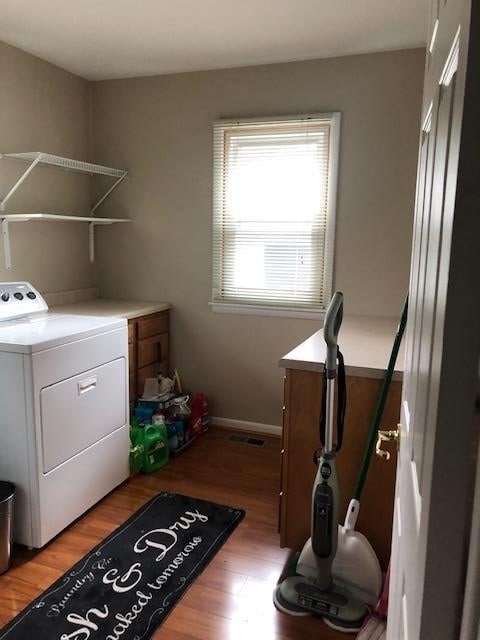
<box><xmin>280</xmin><ymin>315</ymin><xmax>405</xmax><ymax>380</ymax></box>
<box><xmin>51</xmin><ymin>299</ymin><xmax>171</xmax><ymax>320</ymax></box>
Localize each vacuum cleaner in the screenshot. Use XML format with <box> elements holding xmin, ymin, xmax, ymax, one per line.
<box><xmin>273</xmin><ymin>291</ymin><xmax>368</xmax><ymax>632</ymax></box>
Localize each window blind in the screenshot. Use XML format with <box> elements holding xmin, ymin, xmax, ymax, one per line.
<box><xmin>212</xmin><ymin>115</ymin><xmax>339</xmax><ymax>313</ymax></box>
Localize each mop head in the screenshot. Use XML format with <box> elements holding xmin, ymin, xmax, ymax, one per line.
<box><xmin>273</xmin><ymin>582</ymin><xmax>365</xmax><ymax>632</ymax></box>
<box><xmin>273</xmin><ymin>584</ymin><xmax>310</xmax><ymax>617</ymax></box>
<box><xmin>355</xmin><ymin>615</ymin><xmax>386</xmax><ymax>639</ymax></box>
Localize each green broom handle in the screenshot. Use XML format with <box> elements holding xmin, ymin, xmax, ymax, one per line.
<box><xmin>353</xmin><ymin>296</ymin><xmax>409</xmax><ymax>500</ymax></box>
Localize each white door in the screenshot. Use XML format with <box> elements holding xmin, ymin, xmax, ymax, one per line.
<box><xmin>387</xmin><ymin>1</ymin><xmax>480</xmax><ymax>638</ymax></box>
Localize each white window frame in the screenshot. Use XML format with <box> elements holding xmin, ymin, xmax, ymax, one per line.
<box><xmin>211</xmin><ymin>112</ymin><xmax>341</xmax><ymax>319</ymax></box>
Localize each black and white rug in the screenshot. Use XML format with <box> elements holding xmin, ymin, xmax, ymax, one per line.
<box><xmin>0</xmin><ymin>492</ymin><xmax>245</xmax><ymax>640</ymax></box>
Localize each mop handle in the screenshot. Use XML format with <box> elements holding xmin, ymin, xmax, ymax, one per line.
<box><xmin>320</xmin><ymin>292</ymin><xmax>345</xmax><ymax>455</ymax></box>
<box><xmin>324</xmin><ymin>291</ymin><xmax>343</xmax><ymax>377</ymax></box>
<box><xmin>353</xmin><ymin>296</ymin><xmax>409</xmax><ymax>500</ymax></box>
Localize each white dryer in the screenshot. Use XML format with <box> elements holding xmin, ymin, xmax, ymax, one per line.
<box><xmin>0</xmin><ymin>282</ymin><xmax>129</xmax><ymax>548</ymax></box>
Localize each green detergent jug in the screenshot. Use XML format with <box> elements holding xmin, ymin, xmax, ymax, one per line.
<box><xmin>129</xmin><ymin>421</ymin><xmax>145</xmax><ymax>474</ymax></box>
<box><xmin>142</xmin><ymin>423</ymin><xmax>169</xmax><ymax>472</ymax></box>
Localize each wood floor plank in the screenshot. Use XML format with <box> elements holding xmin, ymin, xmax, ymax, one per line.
<box><xmin>0</xmin><ymin>426</ymin><xmax>347</xmax><ymax>639</ymax></box>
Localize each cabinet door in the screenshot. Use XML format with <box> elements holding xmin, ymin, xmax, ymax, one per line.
<box><xmin>280</xmin><ymin>369</ymin><xmax>400</xmax><ymax>570</ymax></box>
<box><xmin>279</xmin><ymin>374</ymin><xmax>288</xmax><ymax>534</ymax></box>
<box><xmin>128</xmin><ymin>321</ymin><xmax>136</xmax><ymax>344</ymax></box>
<box><xmin>280</xmin><ymin>369</ymin><xmax>322</xmax><ymax>549</ymax></box>
<box><xmin>128</xmin><ymin>342</ymin><xmax>136</xmax><ymax>373</ymax></box>
<box><xmin>138</xmin><ymin>336</ymin><xmax>160</xmax><ymax>368</ymax></box>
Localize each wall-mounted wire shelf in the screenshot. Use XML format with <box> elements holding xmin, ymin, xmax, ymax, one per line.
<box><xmin>0</xmin><ymin>213</ymin><xmax>130</xmax><ymax>270</ymax></box>
<box><xmin>0</xmin><ymin>152</ymin><xmax>128</xmax><ymax>214</ymax></box>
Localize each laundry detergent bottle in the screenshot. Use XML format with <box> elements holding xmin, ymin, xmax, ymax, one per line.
<box><xmin>142</xmin><ymin>422</ymin><xmax>169</xmax><ymax>472</ymax></box>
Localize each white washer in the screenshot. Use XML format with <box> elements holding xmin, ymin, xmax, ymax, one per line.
<box><xmin>0</xmin><ymin>282</ymin><xmax>129</xmax><ymax>548</ymax></box>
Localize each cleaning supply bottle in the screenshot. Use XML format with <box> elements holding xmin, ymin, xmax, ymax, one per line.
<box><xmin>152</xmin><ymin>412</ymin><xmax>166</xmax><ymax>427</ymax></box>
<box><xmin>129</xmin><ymin>420</ymin><xmax>145</xmax><ymax>474</ymax></box>
<box><xmin>142</xmin><ymin>422</ymin><xmax>169</xmax><ymax>472</ymax></box>
<box><xmin>189</xmin><ymin>396</ymin><xmax>202</xmax><ymax>435</ymax></box>
<box><xmin>166</xmin><ymin>418</ymin><xmax>179</xmax><ymax>451</ymax></box>
<box><xmin>134</xmin><ymin>406</ymin><xmax>145</xmax><ymax>425</ymax></box>
<box><xmin>130</xmin><ymin>415</ymin><xmax>141</xmax><ymax>444</ymax></box>
<box><xmin>171</xmin><ymin>395</ymin><xmax>192</xmax><ymax>443</ymax></box>
<box><xmin>190</xmin><ymin>393</ymin><xmax>209</xmax><ymax>434</ymax></box>
<box><xmin>199</xmin><ymin>393</ymin><xmax>209</xmax><ymax>433</ymax></box>
<box><xmin>142</xmin><ymin>407</ymin><xmax>154</xmax><ymax>425</ymax></box>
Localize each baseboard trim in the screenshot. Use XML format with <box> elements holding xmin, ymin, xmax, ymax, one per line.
<box><xmin>210</xmin><ymin>416</ymin><xmax>282</xmax><ymax>437</ymax></box>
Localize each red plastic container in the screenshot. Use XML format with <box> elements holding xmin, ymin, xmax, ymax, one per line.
<box><xmin>190</xmin><ymin>393</ymin><xmax>209</xmax><ymax>434</ymax></box>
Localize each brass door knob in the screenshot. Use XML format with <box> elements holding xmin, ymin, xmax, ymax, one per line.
<box><xmin>376</xmin><ymin>428</ymin><xmax>400</xmax><ymax>461</ymax></box>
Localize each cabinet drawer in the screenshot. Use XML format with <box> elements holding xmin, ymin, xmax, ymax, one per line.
<box><xmin>138</xmin><ymin>336</ymin><xmax>160</xmax><ymax>368</ymax></box>
<box><xmin>128</xmin><ymin>322</ymin><xmax>136</xmax><ymax>344</ymax></box>
<box><xmin>137</xmin><ymin>313</ymin><xmax>168</xmax><ymax>340</ymax></box>
<box><xmin>137</xmin><ymin>362</ymin><xmax>158</xmax><ymax>396</ymax></box>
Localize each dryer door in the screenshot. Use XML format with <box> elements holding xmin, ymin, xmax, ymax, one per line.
<box><xmin>40</xmin><ymin>358</ymin><xmax>127</xmax><ymax>473</ymax></box>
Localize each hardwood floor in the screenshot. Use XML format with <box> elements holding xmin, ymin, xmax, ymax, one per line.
<box><xmin>0</xmin><ymin>427</ymin><xmax>347</xmax><ymax>639</ymax></box>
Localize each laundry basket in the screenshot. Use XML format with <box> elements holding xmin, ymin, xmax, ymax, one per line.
<box><xmin>0</xmin><ymin>481</ymin><xmax>15</xmax><ymax>574</ymax></box>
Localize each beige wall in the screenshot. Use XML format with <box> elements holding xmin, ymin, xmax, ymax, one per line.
<box><xmin>89</xmin><ymin>50</ymin><xmax>425</xmax><ymax>425</ymax></box>
<box><xmin>0</xmin><ymin>41</ymin><xmax>95</xmax><ymax>292</ymax></box>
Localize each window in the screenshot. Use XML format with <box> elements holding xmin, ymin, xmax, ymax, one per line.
<box><xmin>212</xmin><ymin>113</ymin><xmax>340</xmax><ymax>318</ymax></box>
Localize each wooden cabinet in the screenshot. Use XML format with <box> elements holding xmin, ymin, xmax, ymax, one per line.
<box><xmin>279</xmin><ymin>368</ymin><xmax>401</xmax><ymax>570</ymax></box>
<box><xmin>127</xmin><ymin>310</ymin><xmax>169</xmax><ymax>405</ymax></box>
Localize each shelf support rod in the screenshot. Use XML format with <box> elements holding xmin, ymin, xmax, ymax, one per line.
<box><xmin>88</xmin><ymin>222</ymin><xmax>95</xmax><ymax>263</ymax></box>
<box><xmin>0</xmin><ymin>155</ymin><xmax>43</xmax><ymax>211</ymax></box>
<box><xmin>1</xmin><ymin>219</ymin><xmax>12</xmax><ymax>270</ymax></box>
<box><xmin>90</xmin><ymin>171</ymin><xmax>128</xmax><ymax>216</ymax></box>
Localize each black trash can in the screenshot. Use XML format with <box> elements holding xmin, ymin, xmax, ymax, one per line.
<box><xmin>0</xmin><ymin>481</ymin><xmax>15</xmax><ymax>574</ymax></box>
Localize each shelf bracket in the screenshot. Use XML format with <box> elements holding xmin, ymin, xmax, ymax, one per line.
<box><xmin>2</xmin><ymin>219</ymin><xmax>12</xmax><ymax>270</ymax></box>
<box><xmin>89</xmin><ymin>221</ymin><xmax>115</xmax><ymax>263</ymax></box>
<box><xmin>90</xmin><ymin>171</ymin><xmax>128</xmax><ymax>216</ymax></box>
<box><xmin>0</xmin><ymin>155</ymin><xmax>43</xmax><ymax>211</ymax></box>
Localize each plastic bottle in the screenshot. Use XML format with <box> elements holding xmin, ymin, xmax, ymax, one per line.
<box><xmin>166</xmin><ymin>419</ymin><xmax>178</xmax><ymax>451</ymax></box>
<box><xmin>142</xmin><ymin>423</ymin><xmax>169</xmax><ymax>472</ymax></box>
<box><xmin>130</xmin><ymin>415</ymin><xmax>141</xmax><ymax>444</ymax></box>
<box><xmin>152</xmin><ymin>413</ymin><xmax>165</xmax><ymax>427</ymax></box>
<box><xmin>189</xmin><ymin>397</ymin><xmax>203</xmax><ymax>436</ymax></box>
<box><xmin>129</xmin><ymin>421</ymin><xmax>145</xmax><ymax>474</ymax></box>
<box><xmin>190</xmin><ymin>393</ymin><xmax>209</xmax><ymax>434</ymax></box>
<box><xmin>199</xmin><ymin>393</ymin><xmax>209</xmax><ymax>433</ymax></box>
<box><xmin>142</xmin><ymin>407</ymin><xmax>154</xmax><ymax>425</ymax></box>
<box><xmin>171</xmin><ymin>395</ymin><xmax>191</xmax><ymax>443</ymax></box>
<box><xmin>134</xmin><ymin>406</ymin><xmax>144</xmax><ymax>425</ymax></box>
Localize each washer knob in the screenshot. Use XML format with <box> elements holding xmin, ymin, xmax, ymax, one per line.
<box><xmin>14</xmin><ymin>292</ymin><xmax>24</xmax><ymax>300</ymax></box>
<box><xmin>1</xmin><ymin>293</ymin><xmax>9</xmax><ymax>302</ymax></box>
<box><xmin>26</xmin><ymin>291</ymin><xmax>37</xmax><ymax>300</ymax></box>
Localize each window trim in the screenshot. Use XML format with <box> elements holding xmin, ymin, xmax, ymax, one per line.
<box><xmin>211</xmin><ymin>112</ymin><xmax>341</xmax><ymax>318</ymax></box>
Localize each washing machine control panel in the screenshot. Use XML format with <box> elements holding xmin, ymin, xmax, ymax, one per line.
<box><xmin>0</xmin><ymin>282</ymin><xmax>48</xmax><ymax>321</ymax></box>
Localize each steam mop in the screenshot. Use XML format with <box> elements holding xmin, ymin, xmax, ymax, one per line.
<box><xmin>297</xmin><ymin>297</ymin><xmax>408</xmax><ymax>607</ymax></box>
<box><xmin>273</xmin><ymin>292</ymin><xmax>368</xmax><ymax>632</ymax></box>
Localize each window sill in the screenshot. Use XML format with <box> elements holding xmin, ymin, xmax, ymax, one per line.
<box><xmin>209</xmin><ymin>302</ymin><xmax>324</xmax><ymax>320</ymax></box>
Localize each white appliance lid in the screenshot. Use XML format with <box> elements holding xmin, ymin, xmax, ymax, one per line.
<box><xmin>0</xmin><ymin>313</ymin><xmax>126</xmax><ymax>353</ymax></box>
